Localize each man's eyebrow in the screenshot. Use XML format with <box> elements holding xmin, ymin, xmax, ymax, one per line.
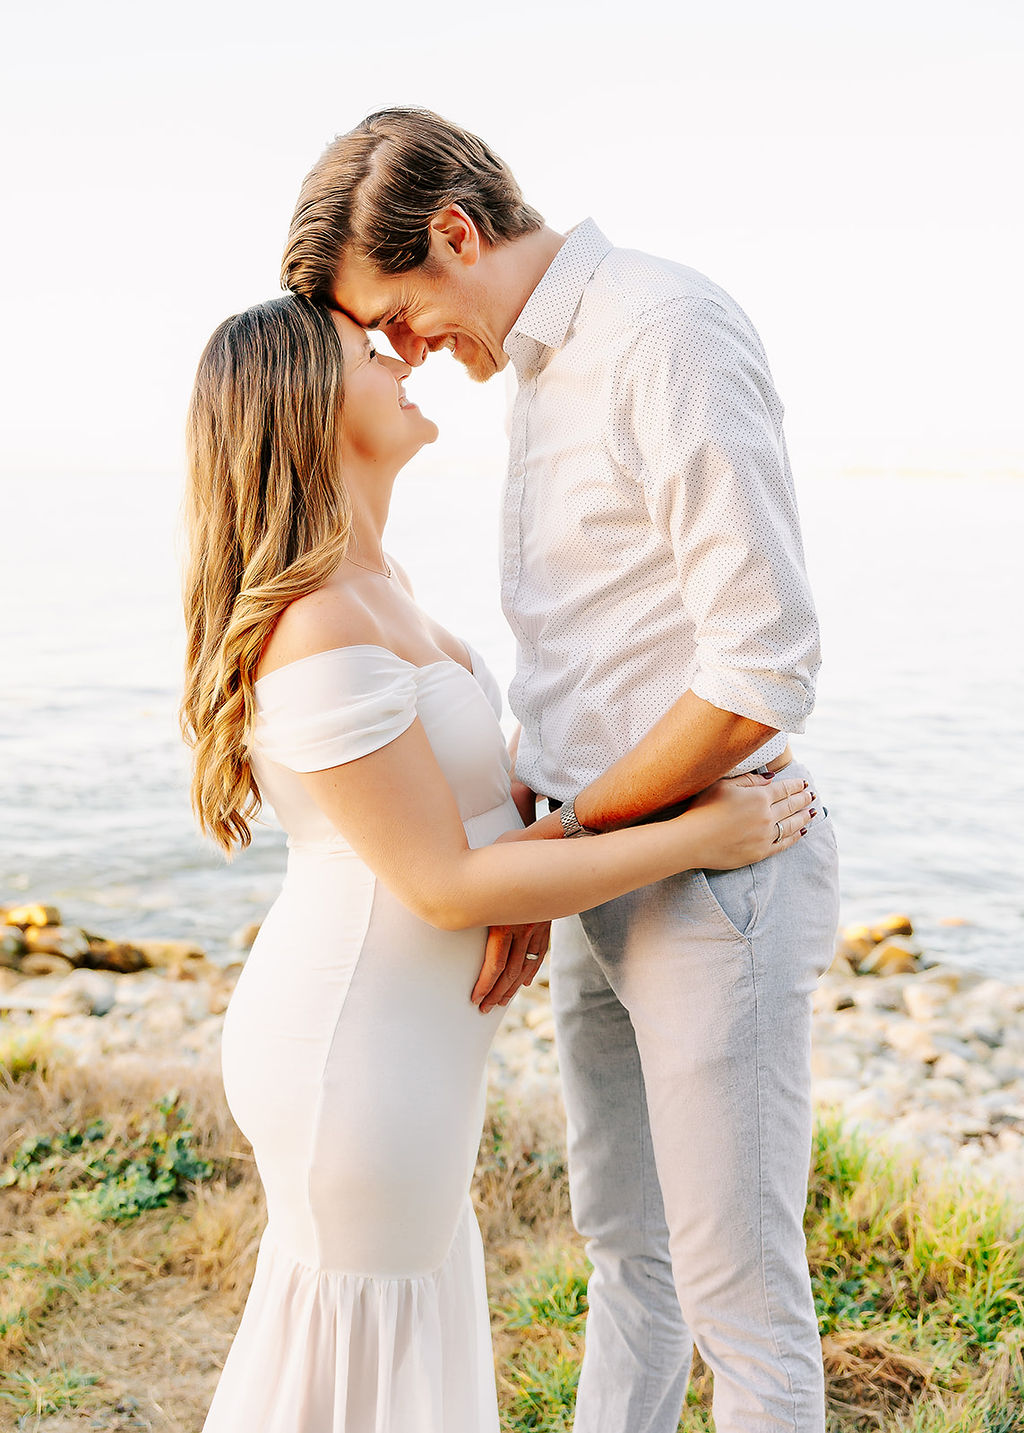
<box><xmin>364</xmin><ymin>311</ymin><xmax>391</xmax><ymax>331</ymax></box>
<box><xmin>335</xmin><ymin>303</ymin><xmax>387</xmax><ymax>331</ymax></box>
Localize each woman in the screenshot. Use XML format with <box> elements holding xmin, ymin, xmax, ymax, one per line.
<box><xmin>181</xmin><ymin>294</ymin><xmax>814</xmax><ymax>1433</ymax></box>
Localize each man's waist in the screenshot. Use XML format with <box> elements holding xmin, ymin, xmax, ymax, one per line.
<box><xmin>527</xmin><ymin>731</ymin><xmax>792</xmax><ymax>802</ymax></box>
<box><xmin>734</xmin><ymin>741</ymin><xmax>794</xmax><ymax>778</ymax></box>
<box><xmin>546</xmin><ymin>742</ymin><xmax>793</xmax><ymax>824</ymax></box>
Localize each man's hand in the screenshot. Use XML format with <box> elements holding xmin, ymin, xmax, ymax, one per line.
<box><xmin>472</xmin><ymin>918</ymin><xmax>551</xmax><ymax>1012</ymax></box>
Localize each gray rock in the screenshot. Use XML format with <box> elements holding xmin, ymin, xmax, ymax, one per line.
<box><xmin>810</xmin><ymin>1077</ymin><xmax>860</xmax><ymax>1107</ymax></box>
<box><xmin>858</xmin><ymin>937</ymin><xmax>921</xmax><ymax>977</ymax></box>
<box><xmin>50</xmin><ymin>970</ymin><xmax>116</xmax><ymax>1018</ymax></box>
<box><xmin>0</xmin><ymin>928</ymin><xmax>27</xmax><ymax>968</ymax></box>
<box><xmin>887</xmin><ymin>1022</ymin><xmax>941</xmax><ymax>1063</ymax></box>
<box><xmin>869</xmin><ymin>914</ymin><xmax>915</xmax><ymax>942</ymax></box>
<box><xmin>23</xmin><ymin>925</ymin><xmax>90</xmax><ymax>961</ymax></box>
<box><xmin>20</xmin><ymin>952</ymin><xmax>75</xmax><ymax>978</ymax></box>
<box><xmin>851</xmin><ymin>977</ymin><xmax>911</xmax><ymax>1013</ymax></box>
<box><xmin>904</xmin><ymin>981</ymin><xmax>956</xmax><ymax>1021</ymax></box>
<box><xmin>0</xmin><ymin>974</ymin><xmax>66</xmax><ymax>1012</ymax></box>
<box><xmin>811</xmin><ymin>1045</ymin><xmax>862</xmax><ymax>1081</ymax></box>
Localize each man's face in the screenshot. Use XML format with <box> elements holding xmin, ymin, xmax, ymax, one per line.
<box><xmin>332</xmin><ymin>249</ymin><xmax>509</xmax><ymax>383</ymax></box>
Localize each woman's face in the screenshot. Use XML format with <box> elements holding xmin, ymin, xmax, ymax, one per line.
<box><xmin>332</xmin><ymin>310</ymin><xmax>438</xmax><ymax>471</ymax></box>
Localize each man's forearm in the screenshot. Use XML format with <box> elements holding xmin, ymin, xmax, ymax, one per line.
<box><xmin>527</xmin><ymin>690</ymin><xmax>777</xmax><ymax>839</ymax></box>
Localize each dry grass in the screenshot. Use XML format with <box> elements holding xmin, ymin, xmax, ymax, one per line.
<box><xmin>0</xmin><ymin>1028</ymin><xmax>260</xmax><ymax>1431</ymax></box>
<box><xmin>1</xmin><ymin>1027</ymin><xmax>1022</xmax><ymax>1432</ymax></box>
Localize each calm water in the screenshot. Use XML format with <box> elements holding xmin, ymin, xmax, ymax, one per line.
<box><xmin>1</xmin><ymin>466</ymin><xmax>1021</xmax><ymax>976</ymax></box>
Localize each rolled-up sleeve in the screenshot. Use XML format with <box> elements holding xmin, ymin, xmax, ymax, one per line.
<box><xmin>629</xmin><ymin>297</ymin><xmax>820</xmax><ymax>732</ymax></box>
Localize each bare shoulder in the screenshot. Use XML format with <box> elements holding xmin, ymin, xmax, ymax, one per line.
<box><xmin>258</xmin><ymin>573</ymin><xmax>384</xmax><ymax>679</ymax></box>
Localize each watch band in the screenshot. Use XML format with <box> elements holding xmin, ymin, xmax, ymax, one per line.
<box><xmin>559</xmin><ymin>797</ymin><xmax>595</xmax><ymax>839</ymax></box>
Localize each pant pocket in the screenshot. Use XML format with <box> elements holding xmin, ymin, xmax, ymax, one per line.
<box><xmin>693</xmin><ymin>864</ymin><xmax>759</xmax><ymax>944</ymax></box>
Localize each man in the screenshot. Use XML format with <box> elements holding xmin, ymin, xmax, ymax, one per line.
<box><xmin>282</xmin><ymin>107</ymin><xmax>840</xmax><ymax>1433</ymax></box>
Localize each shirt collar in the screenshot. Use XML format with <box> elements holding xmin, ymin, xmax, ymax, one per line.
<box><xmin>503</xmin><ymin>219</ymin><xmax>613</xmax><ymax>370</ymax></box>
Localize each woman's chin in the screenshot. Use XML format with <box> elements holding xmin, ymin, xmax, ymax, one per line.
<box><xmin>397</xmin><ymin>422</ymin><xmax>440</xmax><ymax>467</ymax></box>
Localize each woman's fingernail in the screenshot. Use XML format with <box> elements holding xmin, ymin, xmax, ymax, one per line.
<box><xmin>800</xmin><ymin>827</ymin><xmax>808</xmax><ymax>836</ymax></box>
<box><xmin>809</xmin><ymin>808</ymin><xmax>817</xmax><ymax>818</ymax></box>
<box><xmin>802</xmin><ymin>781</ymin><xmax>808</xmax><ymax>789</ymax></box>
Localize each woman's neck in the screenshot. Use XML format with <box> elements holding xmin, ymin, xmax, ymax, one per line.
<box><xmin>345</xmin><ymin>483</ymin><xmax>394</xmax><ymax>572</ymax></box>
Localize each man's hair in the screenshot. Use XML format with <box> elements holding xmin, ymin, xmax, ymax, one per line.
<box><xmin>282</xmin><ymin>107</ymin><xmax>544</xmax><ymax>302</ymax></box>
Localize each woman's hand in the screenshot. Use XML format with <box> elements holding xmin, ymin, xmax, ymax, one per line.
<box><xmin>472</xmin><ymin>919</ymin><xmax>552</xmax><ymax>1012</ymax></box>
<box><xmin>685</xmin><ymin>774</ymin><xmax>815</xmax><ymax>870</ymax></box>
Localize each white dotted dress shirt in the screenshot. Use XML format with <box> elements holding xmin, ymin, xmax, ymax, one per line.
<box><xmin>500</xmin><ymin>219</ymin><xmax>820</xmax><ymax>802</ymax></box>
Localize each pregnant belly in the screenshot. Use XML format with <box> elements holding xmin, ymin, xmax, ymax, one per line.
<box><xmin>220</xmin><ymin>850</ymin><xmax>505</xmax><ymax>1272</ymax></box>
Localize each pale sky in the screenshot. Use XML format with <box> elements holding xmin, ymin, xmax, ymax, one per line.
<box><xmin>2</xmin><ymin>0</ymin><xmax>1022</xmax><ymax>480</ymax></box>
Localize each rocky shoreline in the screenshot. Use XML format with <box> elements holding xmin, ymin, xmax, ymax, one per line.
<box><xmin>2</xmin><ymin>903</ymin><xmax>1022</xmax><ymax>1194</ymax></box>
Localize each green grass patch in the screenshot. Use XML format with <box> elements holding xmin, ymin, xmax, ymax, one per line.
<box><xmin>0</xmin><ymin>1364</ymin><xmax>100</xmax><ymax>1418</ymax></box>
<box><xmin>2</xmin><ymin>1064</ymin><xmax>1022</xmax><ymax>1430</ymax></box>
<box><xmin>491</xmin><ymin>1114</ymin><xmax>1024</xmax><ymax>1431</ymax></box>
<box><xmin>502</xmin><ymin>1264</ymin><xmax>589</xmax><ymax>1331</ymax></box>
<box><xmin>0</xmin><ymin>1024</ymin><xmax>57</xmax><ymax>1083</ymax></box>
<box><xmin>502</xmin><ymin>1348</ymin><xmax>580</xmax><ymax>1432</ymax></box>
<box><xmin>0</xmin><ymin>1090</ymin><xmax>214</xmax><ymax>1220</ymax></box>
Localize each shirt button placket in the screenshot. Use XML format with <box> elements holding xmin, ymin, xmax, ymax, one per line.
<box><xmin>503</xmin><ymin>377</ymin><xmax>533</xmax><ymax>649</ymax></box>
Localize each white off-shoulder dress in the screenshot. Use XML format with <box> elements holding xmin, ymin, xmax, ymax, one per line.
<box><xmin>201</xmin><ymin>644</ymin><xmax>518</xmax><ymax>1433</ymax></box>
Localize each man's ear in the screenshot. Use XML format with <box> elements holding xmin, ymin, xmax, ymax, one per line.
<box><xmin>427</xmin><ymin>205</ymin><xmax>481</xmax><ymax>268</ymax></box>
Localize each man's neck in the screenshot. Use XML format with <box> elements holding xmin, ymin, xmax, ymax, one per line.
<box><xmin>496</xmin><ymin>225</ymin><xmax>567</xmax><ymax>343</ymax></box>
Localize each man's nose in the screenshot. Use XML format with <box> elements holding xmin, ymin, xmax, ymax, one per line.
<box><xmin>386</xmin><ymin>323</ymin><xmax>428</xmax><ymax>367</ymax></box>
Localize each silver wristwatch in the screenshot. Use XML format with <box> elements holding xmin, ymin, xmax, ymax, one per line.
<box><xmin>559</xmin><ymin>797</ymin><xmax>595</xmax><ymax>839</ymax></box>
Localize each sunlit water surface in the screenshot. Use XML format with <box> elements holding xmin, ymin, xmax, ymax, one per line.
<box><xmin>1</xmin><ymin>467</ymin><xmax>1021</xmax><ymax>976</ymax></box>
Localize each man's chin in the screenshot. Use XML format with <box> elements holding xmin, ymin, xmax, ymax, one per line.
<box><xmin>460</xmin><ymin>350</ymin><xmax>504</xmax><ymax>384</ymax></box>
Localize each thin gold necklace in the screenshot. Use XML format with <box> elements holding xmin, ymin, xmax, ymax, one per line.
<box><xmin>344</xmin><ymin>551</ymin><xmax>392</xmax><ymax>578</ymax></box>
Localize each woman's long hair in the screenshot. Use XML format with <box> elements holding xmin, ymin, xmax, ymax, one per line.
<box><xmin>181</xmin><ymin>294</ymin><xmax>350</xmax><ymax>853</ymax></box>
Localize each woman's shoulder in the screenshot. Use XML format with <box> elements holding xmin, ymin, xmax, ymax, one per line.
<box><xmin>257</xmin><ymin>576</ymin><xmax>385</xmax><ymax>682</ymax></box>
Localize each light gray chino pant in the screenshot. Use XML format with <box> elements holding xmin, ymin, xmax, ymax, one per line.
<box><xmin>551</xmin><ymin>761</ymin><xmax>840</xmax><ymax>1433</ymax></box>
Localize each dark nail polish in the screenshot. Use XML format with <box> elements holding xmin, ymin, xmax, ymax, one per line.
<box><xmin>809</xmin><ymin>808</ymin><xmax>817</xmax><ymax>818</ymax></box>
<box><xmin>800</xmin><ymin>827</ymin><xmax>808</xmax><ymax>835</ymax></box>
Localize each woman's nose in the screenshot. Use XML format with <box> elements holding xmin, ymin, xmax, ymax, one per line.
<box><xmin>380</xmin><ymin>352</ymin><xmax>412</xmax><ymax>380</ymax></box>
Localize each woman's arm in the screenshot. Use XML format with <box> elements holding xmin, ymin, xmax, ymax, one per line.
<box><xmin>296</xmin><ymin>716</ymin><xmax>811</xmax><ymax>934</ymax></box>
